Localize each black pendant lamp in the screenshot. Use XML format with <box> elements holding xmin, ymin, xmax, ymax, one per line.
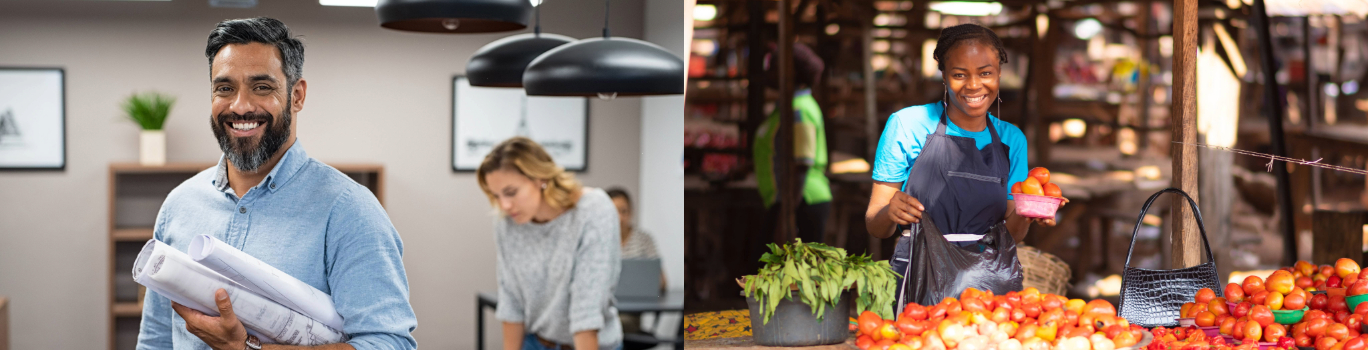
<box><xmin>376</xmin><ymin>0</ymin><xmax>531</xmax><ymax>34</ymax></box>
<box><xmin>467</xmin><ymin>4</ymin><xmax>573</xmax><ymax>87</ymax></box>
<box><xmin>522</xmin><ymin>0</ymin><xmax>684</xmax><ymax>97</ymax></box>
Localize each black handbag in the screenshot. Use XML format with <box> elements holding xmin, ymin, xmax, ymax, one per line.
<box><xmin>1117</xmin><ymin>188</ymin><xmax>1222</xmax><ymax>328</ymax></box>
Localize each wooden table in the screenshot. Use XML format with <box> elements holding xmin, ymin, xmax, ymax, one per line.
<box><xmin>684</xmin><ymin>310</ymin><xmax>858</xmax><ymax>349</ymax></box>
<box><xmin>685</xmin><ymin>337</ymin><xmax>857</xmax><ymax>349</ymax></box>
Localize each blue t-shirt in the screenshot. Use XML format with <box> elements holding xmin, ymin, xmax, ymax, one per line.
<box><xmin>872</xmin><ymin>103</ymin><xmax>1029</xmax><ymax>200</ymax></box>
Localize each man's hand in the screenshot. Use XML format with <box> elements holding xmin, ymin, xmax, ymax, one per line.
<box><xmin>172</xmin><ymin>288</ymin><xmax>248</xmax><ymax>350</ymax></box>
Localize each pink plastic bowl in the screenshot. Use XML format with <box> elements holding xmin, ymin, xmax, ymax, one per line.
<box><xmin>1014</xmin><ymin>193</ymin><xmax>1063</xmax><ymax>219</ymax></box>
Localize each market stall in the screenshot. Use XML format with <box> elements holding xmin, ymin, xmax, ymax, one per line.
<box><xmin>684</xmin><ymin>0</ymin><xmax>1368</xmax><ymax>346</ymax></box>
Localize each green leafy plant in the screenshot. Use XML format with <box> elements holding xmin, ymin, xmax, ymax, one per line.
<box><xmin>122</xmin><ymin>92</ymin><xmax>175</xmax><ymax>130</ymax></box>
<box><xmin>742</xmin><ymin>239</ymin><xmax>900</xmax><ymax>325</ymax></box>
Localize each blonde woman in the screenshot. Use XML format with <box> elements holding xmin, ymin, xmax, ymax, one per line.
<box><xmin>478</xmin><ymin>137</ymin><xmax>623</xmax><ymax>350</ymax></box>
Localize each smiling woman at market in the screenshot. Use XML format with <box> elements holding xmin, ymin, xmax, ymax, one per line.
<box><xmin>864</xmin><ymin>23</ymin><xmax>1060</xmax><ymax>304</ymax></box>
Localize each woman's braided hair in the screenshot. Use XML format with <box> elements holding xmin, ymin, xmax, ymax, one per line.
<box><xmin>933</xmin><ymin>23</ymin><xmax>1009</xmax><ymax>72</ymax></box>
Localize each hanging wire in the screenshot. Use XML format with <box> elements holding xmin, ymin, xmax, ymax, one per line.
<box><xmin>602</xmin><ymin>0</ymin><xmax>610</xmax><ymax>38</ymax></box>
<box><xmin>534</xmin><ymin>1</ymin><xmax>541</xmax><ymax>36</ymax></box>
<box><xmin>1172</xmin><ymin>141</ymin><xmax>1368</xmax><ymax>175</ymax></box>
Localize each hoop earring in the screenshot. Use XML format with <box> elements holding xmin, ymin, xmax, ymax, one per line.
<box><xmin>943</xmin><ymin>85</ymin><xmax>949</xmax><ymax>110</ymax></box>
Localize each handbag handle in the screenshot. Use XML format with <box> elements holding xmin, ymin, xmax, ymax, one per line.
<box><xmin>1122</xmin><ymin>188</ymin><xmax>1216</xmax><ymax>268</ymax></box>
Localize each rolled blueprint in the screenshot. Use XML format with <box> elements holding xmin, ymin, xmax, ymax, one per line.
<box><xmin>189</xmin><ymin>234</ymin><xmax>345</xmax><ymax>330</ymax></box>
<box><xmin>133</xmin><ymin>239</ymin><xmax>347</xmax><ymax>346</ymax></box>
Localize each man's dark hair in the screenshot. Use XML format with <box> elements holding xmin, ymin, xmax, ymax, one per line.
<box><xmin>605</xmin><ymin>187</ymin><xmax>631</xmax><ymax>206</ymax></box>
<box><xmin>206</xmin><ymin>17</ymin><xmax>305</xmax><ymax>87</ymax></box>
<box><xmin>933</xmin><ymin>23</ymin><xmax>1008</xmax><ymax>72</ymax></box>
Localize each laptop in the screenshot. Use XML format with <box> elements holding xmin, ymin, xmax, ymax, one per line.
<box><xmin>616</xmin><ymin>258</ymin><xmax>663</xmax><ymax>299</ymax></box>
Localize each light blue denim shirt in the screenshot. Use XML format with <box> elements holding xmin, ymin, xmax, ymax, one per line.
<box><xmin>135</xmin><ymin>141</ymin><xmax>418</xmax><ymax>350</ymax></box>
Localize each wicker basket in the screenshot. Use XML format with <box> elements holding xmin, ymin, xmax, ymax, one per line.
<box><xmin>1018</xmin><ymin>245</ymin><xmax>1071</xmax><ymax>296</ymax></box>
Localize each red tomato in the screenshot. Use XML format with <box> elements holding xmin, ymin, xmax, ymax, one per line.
<box><xmin>961</xmin><ymin>297</ymin><xmax>988</xmax><ymax>313</ymax></box>
<box><xmin>1318</xmin><ymin>336</ymin><xmax>1341</xmax><ymax>350</ymax></box>
<box><xmin>1330</xmin><ymin>323</ymin><xmax>1351</xmax><ymax>341</ymax></box>
<box><xmin>1333</xmin><ymin>296</ymin><xmax>1351</xmax><ymax>313</ymax></box>
<box><xmin>857</xmin><ymin>335</ymin><xmax>875</xmax><ymax>350</ymax></box>
<box><xmin>1344</xmin><ymin>337</ymin><xmax>1367</xmax><ymax>350</ymax></box>
<box><xmin>904</xmin><ymin>303</ymin><xmax>928</xmax><ymax>321</ymax></box>
<box><xmin>1084</xmin><ymin>299</ymin><xmax>1117</xmax><ymax>316</ymax></box>
<box><xmin>1298</xmin><ymin>334</ymin><xmax>1315</xmax><ymax>347</ymax></box>
<box><xmin>1227</xmin><ymin>283</ymin><xmax>1248</xmax><ymax>303</ymax></box>
<box><xmin>1314</xmin><ymin>294</ymin><xmax>1332</xmax><ymax>310</ymax></box>
<box><xmin>1010</xmin><ymin>308</ymin><xmax>1026</xmax><ymax>323</ymax></box>
<box><xmin>1029</xmin><ymin>167</ymin><xmax>1051</xmax><ymax>185</ymax></box>
<box><xmin>1245</xmin><ymin>320</ymin><xmax>1264</xmax><ymax>344</ymax></box>
<box><xmin>859</xmin><ymin>311</ymin><xmax>883</xmax><ymax>336</ymax></box>
<box><xmin>1250</xmin><ymin>305</ymin><xmax>1276</xmax><ymax>327</ymax></box>
<box><xmin>1021</xmin><ymin>302</ymin><xmax>1042</xmax><ymax>318</ymax></box>
<box><xmin>1266</xmin><ymin>323</ymin><xmax>1288</xmax><ymax>342</ymax></box>
<box><xmin>1043</xmin><ymin>183</ymin><xmax>1063</xmax><ymax>198</ymax></box>
<box><xmin>1309</xmin><ymin>317</ymin><xmax>1331</xmax><ymax>337</ymax></box>
<box><xmin>1197</xmin><ymin>288</ymin><xmax>1218</xmax><ymax>304</ymax></box>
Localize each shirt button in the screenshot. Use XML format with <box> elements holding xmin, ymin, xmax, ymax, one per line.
<box><xmin>240</xmin><ymin>207</ymin><xmax>247</xmax><ymax>214</ymax></box>
<box><xmin>270</xmin><ymin>183</ymin><xmax>276</xmax><ymax>189</ymax></box>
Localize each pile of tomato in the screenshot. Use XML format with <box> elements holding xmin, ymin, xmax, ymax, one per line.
<box><xmin>850</xmin><ymin>287</ymin><xmax>1141</xmax><ymax>350</ymax></box>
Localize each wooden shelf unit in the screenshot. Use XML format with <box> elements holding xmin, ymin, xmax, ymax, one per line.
<box><xmin>106</xmin><ymin>162</ymin><xmax>384</xmax><ymax>350</ymax></box>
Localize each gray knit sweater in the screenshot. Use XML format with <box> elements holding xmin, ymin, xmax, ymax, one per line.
<box><xmin>494</xmin><ymin>187</ymin><xmax>623</xmax><ymax>349</ymax></box>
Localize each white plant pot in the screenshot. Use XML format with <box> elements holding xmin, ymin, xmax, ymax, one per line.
<box><xmin>140</xmin><ymin>130</ymin><xmax>166</xmax><ymax>166</ymax></box>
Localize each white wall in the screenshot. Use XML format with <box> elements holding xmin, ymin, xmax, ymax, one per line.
<box><xmin>641</xmin><ymin>0</ymin><xmax>686</xmax><ymax>294</ymax></box>
<box><xmin>0</xmin><ymin>0</ymin><xmax>672</xmax><ymax>349</ymax></box>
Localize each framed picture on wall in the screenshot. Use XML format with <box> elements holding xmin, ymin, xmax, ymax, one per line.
<box><xmin>451</xmin><ymin>76</ymin><xmax>589</xmax><ymax>172</ymax></box>
<box><xmin>0</xmin><ymin>67</ymin><xmax>65</xmax><ymax>170</ymax></box>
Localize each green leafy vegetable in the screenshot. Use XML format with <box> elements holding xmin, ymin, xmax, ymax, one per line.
<box><xmin>741</xmin><ymin>239</ymin><xmax>901</xmax><ymax>325</ymax></box>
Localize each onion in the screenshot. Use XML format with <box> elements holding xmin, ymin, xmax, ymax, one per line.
<box><xmin>999</xmin><ymin>339</ymin><xmax>1024</xmax><ymax>350</ymax></box>
<box><xmin>1089</xmin><ymin>334</ymin><xmax>1116</xmax><ymax>350</ymax></box>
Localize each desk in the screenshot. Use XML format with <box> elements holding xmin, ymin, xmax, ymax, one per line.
<box><xmin>478</xmin><ymin>291</ymin><xmax>686</xmax><ymax>350</ymax></box>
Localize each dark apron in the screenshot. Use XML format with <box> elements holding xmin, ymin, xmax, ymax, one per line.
<box><xmin>889</xmin><ymin>109</ymin><xmax>1023</xmax><ymax>310</ymax></box>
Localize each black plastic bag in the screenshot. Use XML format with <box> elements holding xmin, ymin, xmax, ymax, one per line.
<box><xmin>897</xmin><ymin>218</ymin><xmax>1024</xmax><ymax>308</ymax></box>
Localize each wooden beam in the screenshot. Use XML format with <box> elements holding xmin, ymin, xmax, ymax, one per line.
<box><xmin>776</xmin><ymin>0</ymin><xmax>797</xmax><ymax>244</ymax></box>
<box><xmin>1170</xmin><ymin>0</ymin><xmax>1202</xmax><ymax>269</ymax></box>
<box><xmin>1032</xmin><ymin>13</ymin><xmax>1059</xmax><ymax>165</ymax></box>
<box><xmin>1137</xmin><ymin>0</ymin><xmax>1153</xmax><ymax>154</ymax></box>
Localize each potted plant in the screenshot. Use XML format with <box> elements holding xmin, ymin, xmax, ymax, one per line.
<box><xmin>741</xmin><ymin>240</ymin><xmax>899</xmax><ymax>346</ymax></box>
<box><xmin>122</xmin><ymin>92</ymin><xmax>175</xmax><ymax>166</ymax></box>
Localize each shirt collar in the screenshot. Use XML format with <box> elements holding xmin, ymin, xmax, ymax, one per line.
<box><xmin>211</xmin><ymin>140</ymin><xmax>308</xmax><ymax>194</ymax></box>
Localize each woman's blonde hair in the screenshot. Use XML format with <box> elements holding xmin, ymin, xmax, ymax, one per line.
<box><xmin>477</xmin><ymin>137</ymin><xmax>582</xmax><ymax>211</ymax></box>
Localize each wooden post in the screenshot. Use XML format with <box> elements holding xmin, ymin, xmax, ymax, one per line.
<box><xmin>1304</xmin><ymin>16</ymin><xmax>1317</xmax><ymax>129</ymax></box>
<box><xmin>776</xmin><ymin>0</ymin><xmax>797</xmax><ymax>244</ymax></box>
<box><xmin>1032</xmin><ymin>13</ymin><xmax>1058</xmax><ymax>165</ymax></box>
<box><xmin>1170</xmin><ymin>0</ymin><xmax>1202</xmax><ymax>269</ymax></box>
<box><xmin>1311</xmin><ymin>210</ymin><xmax>1368</xmax><ymax>266</ymax></box>
<box><xmin>1252</xmin><ymin>0</ymin><xmax>1298</xmax><ymax>266</ymax></box>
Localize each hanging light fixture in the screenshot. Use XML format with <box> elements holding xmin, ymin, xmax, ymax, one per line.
<box><xmin>376</xmin><ymin>0</ymin><xmax>531</xmax><ymax>33</ymax></box>
<box><xmin>467</xmin><ymin>2</ymin><xmax>573</xmax><ymax>87</ymax></box>
<box><xmin>522</xmin><ymin>0</ymin><xmax>684</xmax><ymax>97</ymax></box>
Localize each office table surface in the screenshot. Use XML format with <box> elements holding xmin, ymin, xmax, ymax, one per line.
<box><xmin>477</xmin><ymin>290</ymin><xmax>685</xmax><ymax>313</ymax></box>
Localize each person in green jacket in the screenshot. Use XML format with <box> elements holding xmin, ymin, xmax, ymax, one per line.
<box><xmin>754</xmin><ymin>41</ymin><xmax>831</xmax><ymax>244</ymax></box>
